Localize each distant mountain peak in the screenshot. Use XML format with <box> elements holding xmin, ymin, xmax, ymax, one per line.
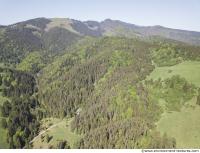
<box><xmin>1</xmin><ymin>17</ymin><xmax>200</xmax><ymax>45</ymax></box>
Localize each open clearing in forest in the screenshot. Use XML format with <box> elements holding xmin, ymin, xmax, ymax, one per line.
<box><xmin>157</xmin><ymin>97</ymin><xmax>200</xmax><ymax>148</ymax></box>
<box><xmin>147</xmin><ymin>61</ymin><xmax>200</xmax><ymax>87</ymax></box>
<box><xmin>147</xmin><ymin>60</ymin><xmax>200</xmax><ymax>148</ymax></box>
<box><xmin>32</xmin><ymin>118</ymin><xmax>81</xmax><ymax>149</ymax></box>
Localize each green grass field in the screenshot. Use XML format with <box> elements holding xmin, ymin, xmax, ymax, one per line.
<box><xmin>157</xmin><ymin>97</ymin><xmax>200</xmax><ymax>148</ymax></box>
<box><xmin>32</xmin><ymin>118</ymin><xmax>81</xmax><ymax>149</ymax></box>
<box><xmin>147</xmin><ymin>61</ymin><xmax>200</xmax><ymax>148</ymax></box>
<box><xmin>147</xmin><ymin>61</ymin><xmax>200</xmax><ymax>87</ymax></box>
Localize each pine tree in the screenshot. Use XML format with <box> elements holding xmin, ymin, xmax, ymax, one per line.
<box><xmin>197</xmin><ymin>94</ymin><xmax>200</xmax><ymax>105</ymax></box>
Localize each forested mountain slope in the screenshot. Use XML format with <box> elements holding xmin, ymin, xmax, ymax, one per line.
<box><xmin>36</xmin><ymin>37</ymin><xmax>200</xmax><ymax>148</ymax></box>
<box><xmin>0</xmin><ymin>18</ymin><xmax>82</xmax><ymax>66</ymax></box>
<box><xmin>0</xmin><ymin>18</ymin><xmax>200</xmax><ymax>149</ymax></box>
<box><xmin>0</xmin><ymin>68</ymin><xmax>40</xmax><ymax>148</ymax></box>
<box><xmin>1</xmin><ymin>17</ymin><xmax>200</xmax><ymax>67</ymax></box>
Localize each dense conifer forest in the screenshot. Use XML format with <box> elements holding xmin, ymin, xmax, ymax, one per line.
<box><xmin>0</xmin><ymin>18</ymin><xmax>200</xmax><ymax>149</ymax></box>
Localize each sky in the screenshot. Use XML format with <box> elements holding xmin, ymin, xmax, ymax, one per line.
<box><xmin>0</xmin><ymin>0</ymin><xmax>200</xmax><ymax>31</ymax></box>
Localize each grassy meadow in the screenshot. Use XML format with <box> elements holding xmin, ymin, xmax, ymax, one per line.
<box><xmin>157</xmin><ymin>97</ymin><xmax>200</xmax><ymax>148</ymax></box>
<box><xmin>147</xmin><ymin>61</ymin><xmax>200</xmax><ymax>87</ymax></box>
<box><xmin>32</xmin><ymin>118</ymin><xmax>81</xmax><ymax>149</ymax></box>
<box><xmin>146</xmin><ymin>60</ymin><xmax>200</xmax><ymax>148</ymax></box>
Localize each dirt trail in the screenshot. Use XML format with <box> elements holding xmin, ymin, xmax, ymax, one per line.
<box><xmin>30</xmin><ymin>121</ymin><xmax>63</xmax><ymax>143</ymax></box>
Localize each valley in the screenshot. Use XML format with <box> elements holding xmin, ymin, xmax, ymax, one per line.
<box><xmin>0</xmin><ymin>17</ymin><xmax>200</xmax><ymax>149</ymax></box>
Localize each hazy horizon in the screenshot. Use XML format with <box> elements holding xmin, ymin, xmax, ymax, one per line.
<box><xmin>1</xmin><ymin>0</ymin><xmax>200</xmax><ymax>32</ymax></box>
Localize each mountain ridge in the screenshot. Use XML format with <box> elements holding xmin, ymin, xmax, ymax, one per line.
<box><xmin>3</xmin><ymin>17</ymin><xmax>200</xmax><ymax>33</ymax></box>
<box><xmin>1</xmin><ymin>17</ymin><xmax>200</xmax><ymax>44</ymax></box>
<box><xmin>1</xmin><ymin>17</ymin><xmax>200</xmax><ymax>67</ymax></box>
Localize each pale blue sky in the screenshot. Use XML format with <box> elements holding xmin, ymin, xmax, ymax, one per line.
<box><xmin>0</xmin><ymin>0</ymin><xmax>199</xmax><ymax>31</ymax></box>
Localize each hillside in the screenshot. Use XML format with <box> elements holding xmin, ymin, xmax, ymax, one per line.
<box><xmin>0</xmin><ymin>18</ymin><xmax>200</xmax><ymax>149</ymax></box>
<box><xmin>1</xmin><ymin>18</ymin><xmax>200</xmax><ymax>66</ymax></box>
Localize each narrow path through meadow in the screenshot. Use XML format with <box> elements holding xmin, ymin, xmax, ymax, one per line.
<box><xmin>30</xmin><ymin>121</ymin><xmax>64</xmax><ymax>143</ymax></box>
